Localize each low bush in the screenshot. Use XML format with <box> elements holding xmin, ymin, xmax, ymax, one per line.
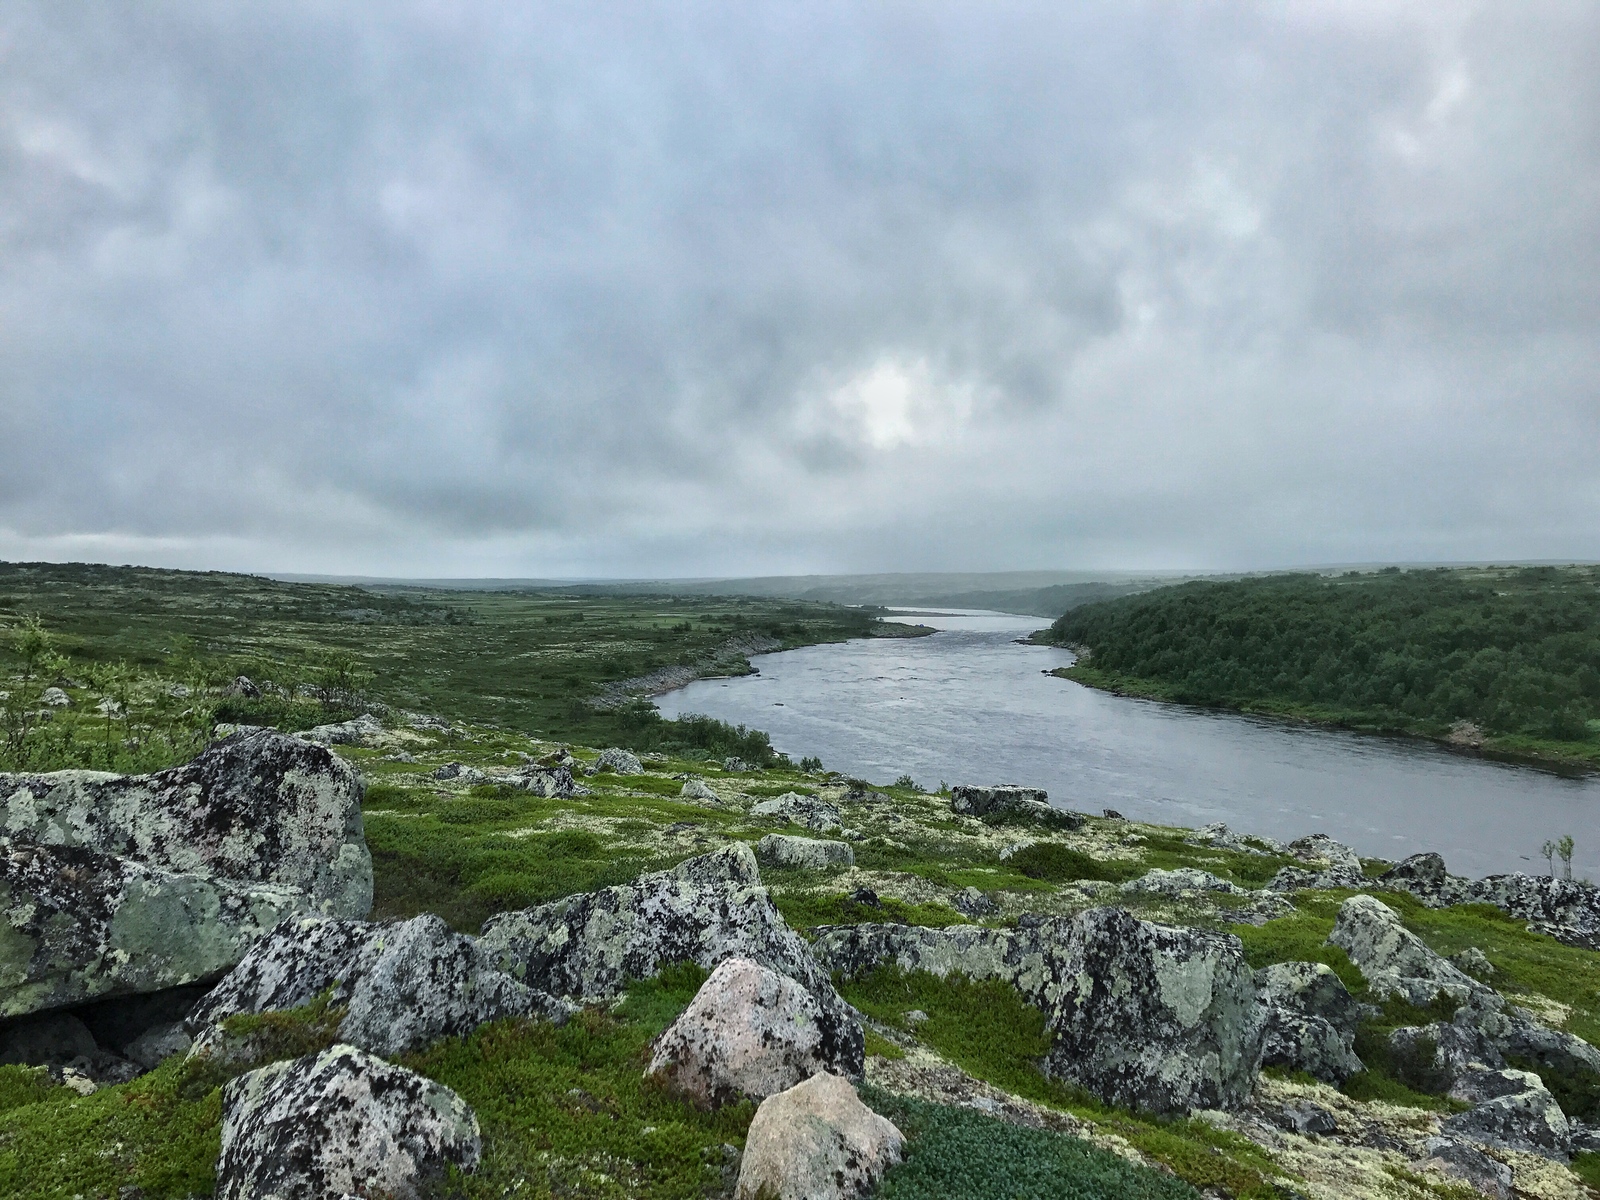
<box><xmin>1008</xmin><ymin>843</ymin><xmax>1136</xmax><ymax>884</ymax></box>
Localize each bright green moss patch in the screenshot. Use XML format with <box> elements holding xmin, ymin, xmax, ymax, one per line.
<box><xmin>1230</xmin><ymin>908</ymin><xmax>1366</xmax><ymax>995</ymax></box>
<box><xmin>1008</xmin><ymin>842</ymin><xmax>1136</xmax><ymax>884</ymax></box>
<box><xmin>863</xmin><ymin>1087</ymin><xmax>1200</xmax><ymax>1200</ymax></box>
<box><xmin>0</xmin><ymin>1065</ymin><xmax>58</xmax><ymax>1115</ymax></box>
<box><xmin>1572</xmin><ymin>1150</ymin><xmax>1600</xmax><ymax>1190</ymax></box>
<box><xmin>401</xmin><ymin>967</ymin><xmax>753</xmax><ymax>1200</ymax></box>
<box><xmin>0</xmin><ymin>1056</ymin><xmax>223</xmax><ymax>1200</ymax></box>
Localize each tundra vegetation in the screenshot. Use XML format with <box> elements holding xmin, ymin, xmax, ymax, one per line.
<box><xmin>3</xmin><ymin>563</ymin><xmax>1600</xmax><ymax>1198</ymax></box>
<box><xmin>1044</xmin><ymin>565</ymin><xmax>1600</xmax><ymax>766</ymax></box>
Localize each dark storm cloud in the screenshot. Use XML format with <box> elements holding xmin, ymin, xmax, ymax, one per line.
<box><xmin>1</xmin><ymin>1</ymin><xmax>1597</xmax><ymax>575</ymax></box>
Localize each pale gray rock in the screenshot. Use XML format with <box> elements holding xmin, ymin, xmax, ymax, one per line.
<box><xmin>1265</xmin><ymin>834</ymin><xmax>1366</xmax><ymax>891</ymax></box>
<box><xmin>506</xmin><ymin>764</ymin><xmax>582</xmax><ymax>798</ymax></box>
<box><xmin>750</xmin><ymin>791</ymin><xmax>844</xmax><ymax>833</ymax></box>
<box><xmin>1450</xmin><ymin>946</ymin><xmax>1496</xmax><ymax>979</ymax></box>
<box><xmin>189</xmin><ymin>913</ymin><xmax>572</xmax><ymax>1061</ymax></box>
<box><xmin>1254</xmin><ymin>961</ymin><xmax>1364</xmax><ymax>1083</ymax></box>
<box><xmin>950</xmin><ymin>784</ymin><xmax>1082</xmax><ymax>828</ymax></box>
<box><xmin>1326</xmin><ymin>894</ymin><xmax>1487</xmax><ymax>1004</ymax></box>
<box><xmin>1423</xmin><ymin>1138</ymin><xmax>1514</xmax><ymax>1199</ymax></box>
<box><xmin>1185</xmin><ymin>821</ymin><xmax>1282</xmax><ymax>855</ymax></box>
<box><xmin>647</xmin><ymin>957</ymin><xmax>861</xmax><ymax>1108</ymax></box>
<box><xmin>1393</xmin><ymin>989</ymin><xmax>1600</xmax><ymax>1091</ymax></box>
<box><xmin>1274</xmin><ymin>1100</ymin><xmax>1339</xmax><ymax>1135</ymax></box>
<box><xmin>735</xmin><ymin>1073</ymin><xmax>903</xmax><ymax>1200</ymax></box>
<box><xmin>223</xmin><ymin>676</ymin><xmax>261</xmax><ymax>699</ymax></box>
<box><xmin>217</xmin><ymin>1044</ymin><xmax>480</xmax><ymax>1200</ymax></box>
<box><xmin>430</xmin><ymin>761</ymin><xmax>486</xmax><ymax>784</ymax></box>
<box><xmin>1442</xmin><ymin>1067</ymin><xmax>1570</xmax><ymax>1157</ymax></box>
<box><xmin>952</xmin><ymin>886</ymin><xmax>999</xmax><ymax>919</ymax></box>
<box><xmin>680</xmin><ymin>776</ymin><xmax>721</xmax><ymax>803</ymax></box>
<box><xmin>1120</xmin><ymin>867</ymin><xmax>1246</xmax><ymax>897</ymax></box>
<box><xmin>480</xmin><ymin>845</ymin><xmax>863</xmax><ymax>1073</ymax></box>
<box><xmin>756</xmin><ymin>834</ymin><xmax>854</xmax><ymax>871</ymax></box>
<box><xmin>39</xmin><ymin>687</ymin><xmax>69</xmax><ymax>707</ymax></box>
<box><xmin>812</xmin><ymin>907</ymin><xmax>1262</xmax><ymax>1114</ymax></box>
<box><xmin>592</xmin><ymin>747</ymin><xmax>644</xmax><ymax>775</ymax></box>
<box><xmin>296</xmin><ymin>712</ymin><xmax>386</xmax><ymax>747</ymax></box>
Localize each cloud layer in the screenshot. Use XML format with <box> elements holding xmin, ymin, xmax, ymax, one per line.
<box><xmin>2</xmin><ymin>1</ymin><xmax>1597</xmax><ymax>576</ymax></box>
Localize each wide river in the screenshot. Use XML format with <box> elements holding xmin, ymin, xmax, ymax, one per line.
<box><xmin>656</xmin><ymin>609</ymin><xmax>1600</xmax><ymax>881</ymax></box>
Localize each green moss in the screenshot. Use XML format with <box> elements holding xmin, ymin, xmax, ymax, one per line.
<box><xmin>1007</xmin><ymin>843</ymin><xmax>1136</xmax><ymax>884</ymax></box>
<box><xmin>863</xmin><ymin>1087</ymin><xmax>1200</xmax><ymax>1200</ymax></box>
<box><xmin>0</xmin><ymin>1065</ymin><xmax>58</xmax><ymax>1115</ymax></box>
<box><xmin>1230</xmin><ymin>909</ymin><xmax>1367</xmax><ymax>995</ymax></box>
<box><xmin>1572</xmin><ymin>1151</ymin><xmax>1600</xmax><ymax>1190</ymax></box>
<box><xmin>864</xmin><ymin>1031</ymin><xmax>907</xmax><ymax>1060</ymax></box>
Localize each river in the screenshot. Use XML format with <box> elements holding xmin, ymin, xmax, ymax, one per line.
<box><xmin>655</xmin><ymin>609</ymin><xmax>1600</xmax><ymax>881</ymax></box>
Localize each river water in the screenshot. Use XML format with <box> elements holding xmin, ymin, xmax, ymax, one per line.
<box><xmin>655</xmin><ymin>609</ymin><xmax>1600</xmax><ymax>881</ymax></box>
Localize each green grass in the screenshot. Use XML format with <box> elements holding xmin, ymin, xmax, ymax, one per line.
<box><xmin>863</xmin><ymin>1087</ymin><xmax>1201</xmax><ymax>1200</ymax></box>
<box><xmin>1573</xmin><ymin>1151</ymin><xmax>1600</xmax><ymax>1190</ymax></box>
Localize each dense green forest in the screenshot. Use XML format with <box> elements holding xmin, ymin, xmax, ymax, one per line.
<box><xmin>1044</xmin><ymin>566</ymin><xmax>1600</xmax><ymax>763</ymax></box>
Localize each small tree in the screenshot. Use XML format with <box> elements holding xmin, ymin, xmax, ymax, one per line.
<box><xmin>10</xmin><ymin>615</ymin><xmax>50</xmax><ymax>681</ymax></box>
<box><xmin>1558</xmin><ymin>835</ymin><xmax>1575</xmax><ymax>882</ymax></box>
<box><xmin>1542</xmin><ymin>839</ymin><xmax>1559</xmax><ymax>878</ymax></box>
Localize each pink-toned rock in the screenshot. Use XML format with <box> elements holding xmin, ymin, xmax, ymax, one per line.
<box><xmin>735</xmin><ymin>1073</ymin><xmax>903</xmax><ymax>1200</ymax></box>
<box><xmin>647</xmin><ymin>957</ymin><xmax>860</xmax><ymax>1108</ymax></box>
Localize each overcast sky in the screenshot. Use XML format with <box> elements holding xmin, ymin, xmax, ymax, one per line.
<box><xmin>2</xmin><ymin>2</ymin><xmax>1597</xmax><ymax>578</ymax></box>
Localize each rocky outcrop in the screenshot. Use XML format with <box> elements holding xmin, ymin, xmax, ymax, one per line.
<box><xmin>0</xmin><ymin>729</ymin><xmax>371</xmax><ymax>915</ymax></box>
<box><xmin>756</xmin><ymin>834</ymin><xmax>854</xmax><ymax>870</ymax></box>
<box><xmin>1120</xmin><ymin>867</ymin><xmax>1246</xmax><ymax>897</ymax></box>
<box><xmin>1254</xmin><ymin>961</ymin><xmax>1364</xmax><ymax>1083</ymax></box>
<box><xmin>749</xmin><ymin>792</ymin><xmax>844</xmax><ymax>834</ymax></box>
<box><xmin>188</xmin><ymin>913</ymin><xmax>572</xmax><ymax>1060</ymax></box>
<box><xmin>1386</xmin><ymin>989</ymin><xmax>1600</xmax><ymax>1092</ymax></box>
<box><xmin>735</xmin><ymin>1073</ymin><xmax>903</xmax><ymax>1200</ymax></box>
<box><xmin>506</xmin><ymin>764</ymin><xmax>583</xmax><ymax>798</ymax></box>
<box><xmin>591</xmin><ymin>747</ymin><xmax>644</xmax><ymax>775</ymax></box>
<box><xmin>950</xmin><ymin>784</ymin><xmax>1082</xmax><ymax>828</ymax></box>
<box><xmin>216</xmin><ymin>1044</ymin><xmax>480</xmax><ymax>1200</ymax></box>
<box><xmin>1266</xmin><ymin>834</ymin><xmax>1366</xmax><ymax>891</ymax></box>
<box><xmin>1442</xmin><ymin>1067</ymin><xmax>1571</xmax><ymax>1157</ymax></box>
<box><xmin>1379</xmin><ymin>853</ymin><xmax>1600</xmax><ymax>951</ymax></box>
<box><xmin>479</xmin><ymin>845</ymin><xmax>862</xmax><ymax>1071</ymax></box>
<box><xmin>1326</xmin><ymin>894</ymin><xmax>1487</xmax><ymax>1004</ymax></box>
<box><xmin>647</xmin><ymin>957</ymin><xmax>861</xmax><ymax>1108</ymax></box>
<box><xmin>1185</xmin><ymin>822</ymin><xmax>1283</xmax><ymax>855</ymax></box>
<box><xmin>813</xmin><ymin>908</ymin><xmax>1261</xmax><ymax>1114</ymax></box>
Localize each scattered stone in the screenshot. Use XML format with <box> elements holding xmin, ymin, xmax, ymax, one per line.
<box><xmin>222</xmin><ymin>676</ymin><xmax>261</xmax><ymax>699</ymax></box>
<box><xmin>1442</xmin><ymin>1067</ymin><xmax>1570</xmax><ymax>1157</ymax></box>
<box><xmin>756</xmin><ymin>834</ymin><xmax>854</xmax><ymax>871</ymax></box>
<box><xmin>812</xmin><ymin>907</ymin><xmax>1262</xmax><ymax>1114</ymax></box>
<box><xmin>1266</xmin><ymin>835</ymin><xmax>1366</xmax><ymax>890</ymax></box>
<box><xmin>848</xmin><ymin>888</ymin><xmax>881</xmax><ymax>908</ymax></box>
<box><xmin>1450</xmin><ymin>946</ymin><xmax>1496</xmax><ymax>979</ymax></box>
<box><xmin>296</xmin><ymin>712</ymin><xmax>386</xmax><ymax>747</ymax></box>
<box><xmin>1326</xmin><ymin>894</ymin><xmax>1487</xmax><ymax>1005</ymax></box>
<box><xmin>1102</xmin><ymin>808</ymin><xmax>1124</xmax><ymax>819</ymax></box>
<box><xmin>479</xmin><ymin>845</ymin><xmax>862</xmax><ymax>1073</ymax></box>
<box><xmin>750</xmin><ymin>792</ymin><xmax>844</xmax><ymax>834</ymax></box>
<box><xmin>1273</xmin><ymin>1099</ymin><xmax>1340</xmax><ymax>1136</ymax></box>
<box><xmin>40</xmin><ymin>687</ymin><xmax>70</xmax><ymax>707</ymax></box>
<box><xmin>591</xmin><ymin>747</ymin><xmax>643</xmax><ymax>775</ymax></box>
<box><xmin>1120</xmin><ymin>867</ymin><xmax>1246</xmax><ymax>897</ymax></box>
<box><xmin>1255</xmin><ymin>961</ymin><xmax>1364</xmax><ymax>1083</ymax></box>
<box><xmin>735</xmin><ymin>1073</ymin><xmax>903</xmax><ymax>1200</ymax></box>
<box><xmin>1185</xmin><ymin>822</ymin><xmax>1283</xmax><ymax>855</ymax></box>
<box><xmin>1424</xmin><ymin>1137</ymin><xmax>1514</xmax><ymax>1198</ymax></box>
<box><xmin>952</xmin><ymin>886</ymin><xmax>999</xmax><ymax>919</ymax></box>
<box><xmin>430</xmin><ymin>762</ymin><xmax>486</xmax><ymax>784</ymax></box>
<box><xmin>506</xmin><ymin>764</ymin><xmax>582</xmax><ymax>798</ymax></box>
<box><xmin>216</xmin><ymin>1044</ymin><xmax>480</xmax><ymax>1200</ymax></box>
<box><xmin>189</xmin><ymin>913</ymin><xmax>572</xmax><ymax>1061</ymax></box>
<box><xmin>383</xmin><ymin>751</ymin><xmax>417</xmax><ymax>764</ymax></box>
<box><xmin>681</xmin><ymin>776</ymin><xmax>721</xmax><ymax>803</ymax></box>
<box><xmin>723</xmin><ymin>757</ymin><xmax>754</xmax><ymax>773</ymax></box>
<box><xmin>647</xmin><ymin>958</ymin><xmax>862</xmax><ymax>1108</ymax></box>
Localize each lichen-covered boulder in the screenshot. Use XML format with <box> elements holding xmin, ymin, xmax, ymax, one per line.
<box><xmin>506</xmin><ymin>764</ymin><xmax>582</xmax><ymax>798</ymax></box>
<box><xmin>949</xmin><ymin>784</ymin><xmax>1082</xmax><ymax>828</ymax></box>
<box><xmin>295</xmin><ymin>712</ymin><xmax>386</xmax><ymax>747</ymax></box>
<box><xmin>680</xmin><ymin>777</ymin><xmax>721</xmax><ymax>803</ymax></box>
<box><xmin>479</xmin><ymin>845</ymin><xmax>861</xmax><ymax>1067</ymax></box>
<box><xmin>189</xmin><ymin>913</ymin><xmax>572</xmax><ymax>1060</ymax></box>
<box><xmin>1423</xmin><ymin>1138</ymin><xmax>1515</xmax><ymax>1199</ymax></box>
<box><xmin>592</xmin><ymin>747</ymin><xmax>644</xmax><ymax>775</ymax></box>
<box><xmin>0</xmin><ymin>729</ymin><xmax>371</xmax><ymax>915</ymax></box>
<box><xmin>0</xmin><ymin>841</ymin><xmax>313</xmax><ymax>1018</ymax></box>
<box><xmin>1389</xmin><ymin>990</ymin><xmax>1600</xmax><ymax>1093</ymax></box>
<box><xmin>1254</xmin><ymin>961</ymin><xmax>1363</xmax><ymax>1083</ymax></box>
<box><xmin>749</xmin><ymin>792</ymin><xmax>844</xmax><ymax>833</ymax></box>
<box><xmin>216</xmin><ymin>1044</ymin><xmax>480</xmax><ymax>1200</ymax></box>
<box><xmin>813</xmin><ymin>908</ymin><xmax>1262</xmax><ymax>1114</ymax></box>
<box><xmin>1377</xmin><ymin>854</ymin><xmax>1600</xmax><ymax>951</ymax></box>
<box><xmin>1442</xmin><ymin>1068</ymin><xmax>1571</xmax><ymax>1157</ymax></box>
<box><xmin>1326</xmin><ymin>895</ymin><xmax>1487</xmax><ymax>1005</ymax></box>
<box><xmin>1265</xmin><ymin>834</ymin><xmax>1366</xmax><ymax>891</ymax></box>
<box><xmin>735</xmin><ymin>1073</ymin><xmax>903</xmax><ymax>1200</ymax></box>
<box><xmin>756</xmin><ymin>834</ymin><xmax>854</xmax><ymax>871</ymax></box>
<box><xmin>647</xmin><ymin>957</ymin><xmax>862</xmax><ymax>1108</ymax></box>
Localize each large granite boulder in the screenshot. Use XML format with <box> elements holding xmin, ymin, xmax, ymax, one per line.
<box><xmin>756</xmin><ymin>834</ymin><xmax>854</xmax><ymax>870</ymax></box>
<box><xmin>1379</xmin><ymin>853</ymin><xmax>1600</xmax><ymax>951</ymax></box>
<box><xmin>735</xmin><ymin>1073</ymin><xmax>903</xmax><ymax>1200</ymax></box>
<box><xmin>1441</xmin><ymin>1067</ymin><xmax>1571</xmax><ymax>1157</ymax></box>
<box><xmin>216</xmin><ymin>1044</ymin><xmax>480</xmax><ymax>1200</ymax></box>
<box><xmin>812</xmin><ymin>908</ymin><xmax>1261</xmax><ymax>1114</ymax></box>
<box><xmin>647</xmin><ymin>957</ymin><xmax>861</xmax><ymax>1108</ymax></box>
<box><xmin>1265</xmin><ymin>834</ymin><xmax>1366</xmax><ymax>891</ymax></box>
<box><xmin>0</xmin><ymin>731</ymin><xmax>371</xmax><ymax>1019</ymax></box>
<box><xmin>591</xmin><ymin>747</ymin><xmax>644</xmax><ymax>775</ymax></box>
<box><xmin>1254</xmin><ymin>961</ymin><xmax>1364</xmax><ymax>1083</ymax></box>
<box><xmin>1326</xmin><ymin>894</ymin><xmax>1487</xmax><ymax>1004</ymax></box>
<box><xmin>479</xmin><ymin>845</ymin><xmax>862</xmax><ymax>1067</ymax></box>
<box><xmin>188</xmin><ymin>913</ymin><xmax>572</xmax><ymax>1060</ymax></box>
<box><xmin>1387</xmin><ymin>989</ymin><xmax>1600</xmax><ymax>1092</ymax></box>
<box><xmin>949</xmin><ymin>784</ymin><xmax>1082</xmax><ymax>829</ymax></box>
<box><xmin>749</xmin><ymin>792</ymin><xmax>844</xmax><ymax>834</ymax></box>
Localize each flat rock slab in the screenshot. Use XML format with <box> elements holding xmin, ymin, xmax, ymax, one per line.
<box><xmin>756</xmin><ymin>834</ymin><xmax>854</xmax><ymax>870</ymax></box>
<box><xmin>217</xmin><ymin>1043</ymin><xmax>480</xmax><ymax>1200</ymax></box>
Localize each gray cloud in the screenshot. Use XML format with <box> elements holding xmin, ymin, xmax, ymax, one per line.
<box><xmin>1</xmin><ymin>1</ymin><xmax>1597</xmax><ymax>576</ymax></box>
